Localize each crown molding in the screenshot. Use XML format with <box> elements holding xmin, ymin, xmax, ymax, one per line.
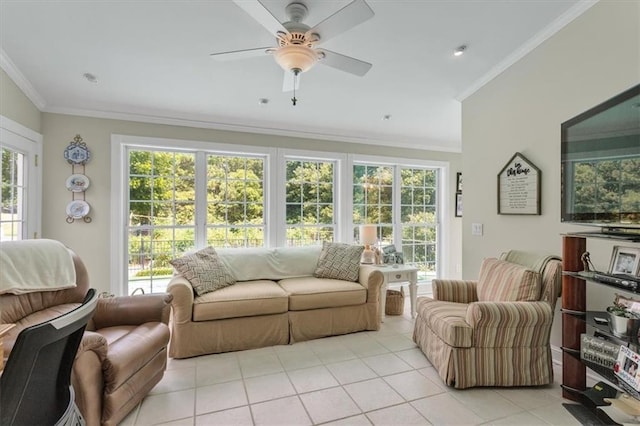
<box><xmin>457</xmin><ymin>0</ymin><xmax>599</xmax><ymax>101</ymax></box>
<box><xmin>0</xmin><ymin>114</ymin><xmax>42</xmax><ymax>143</ymax></box>
<box><xmin>44</xmin><ymin>105</ymin><xmax>462</xmax><ymax>153</ymax></box>
<box><xmin>0</xmin><ymin>48</ymin><xmax>46</xmax><ymax>110</ymax></box>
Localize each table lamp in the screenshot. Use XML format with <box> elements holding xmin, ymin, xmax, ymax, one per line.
<box><xmin>359</xmin><ymin>224</ymin><xmax>378</xmax><ymax>264</ymax></box>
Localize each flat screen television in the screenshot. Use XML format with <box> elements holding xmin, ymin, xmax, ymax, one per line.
<box><xmin>561</xmin><ymin>84</ymin><xmax>640</xmax><ymax>231</ymax></box>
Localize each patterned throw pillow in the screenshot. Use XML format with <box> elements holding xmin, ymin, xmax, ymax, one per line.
<box><xmin>170</xmin><ymin>247</ymin><xmax>236</xmax><ymax>296</ymax></box>
<box><xmin>477</xmin><ymin>257</ymin><xmax>541</xmax><ymax>302</ymax></box>
<box><xmin>314</xmin><ymin>242</ymin><xmax>364</xmax><ymax>282</ymax></box>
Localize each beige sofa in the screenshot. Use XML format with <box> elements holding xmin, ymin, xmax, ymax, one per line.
<box><xmin>167</xmin><ymin>246</ymin><xmax>384</xmax><ymax>358</ymax></box>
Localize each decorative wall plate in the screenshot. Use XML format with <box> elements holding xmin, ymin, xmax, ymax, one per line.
<box><xmin>64</xmin><ymin>135</ymin><xmax>91</xmax><ymax>165</ymax></box>
<box><xmin>65</xmin><ymin>174</ymin><xmax>90</xmax><ymax>192</ymax></box>
<box><xmin>66</xmin><ymin>200</ymin><xmax>90</xmax><ymax>219</ymax></box>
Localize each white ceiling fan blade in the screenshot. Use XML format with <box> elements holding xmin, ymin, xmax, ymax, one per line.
<box><xmin>306</xmin><ymin>0</ymin><xmax>374</xmax><ymax>44</ymax></box>
<box><xmin>317</xmin><ymin>49</ymin><xmax>372</xmax><ymax>76</ymax></box>
<box><xmin>210</xmin><ymin>47</ymin><xmax>272</xmax><ymax>61</ymax></box>
<box><xmin>282</xmin><ymin>70</ymin><xmax>301</xmax><ymax>92</ymax></box>
<box><xmin>233</xmin><ymin>0</ymin><xmax>289</xmax><ymax>36</ymax></box>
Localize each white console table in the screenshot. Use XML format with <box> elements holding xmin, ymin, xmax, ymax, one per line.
<box><xmin>374</xmin><ymin>265</ymin><xmax>419</xmax><ymax>321</ymax></box>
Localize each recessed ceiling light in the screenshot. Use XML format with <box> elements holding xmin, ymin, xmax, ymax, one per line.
<box><xmin>454</xmin><ymin>45</ymin><xmax>467</xmax><ymax>57</ymax></box>
<box><xmin>382</xmin><ymin>114</ymin><xmax>391</xmax><ymax>121</ymax></box>
<box><xmin>83</xmin><ymin>73</ymin><xmax>98</xmax><ymax>83</ymax></box>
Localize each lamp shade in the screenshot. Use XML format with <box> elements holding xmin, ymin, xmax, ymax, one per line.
<box><xmin>273</xmin><ymin>45</ymin><xmax>319</xmax><ymax>73</ymax></box>
<box><xmin>359</xmin><ymin>224</ymin><xmax>377</xmax><ymax>246</ymax></box>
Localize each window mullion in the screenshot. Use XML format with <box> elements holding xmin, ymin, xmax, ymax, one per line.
<box><xmin>393</xmin><ymin>166</ymin><xmax>402</xmax><ymax>248</ymax></box>
<box><xmin>195</xmin><ymin>151</ymin><xmax>207</xmax><ymax>248</ymax></box>
<box><xmin>340</xmin><ymin>155</ymin><xmax>353</xmax><ymax>244</ymax></box>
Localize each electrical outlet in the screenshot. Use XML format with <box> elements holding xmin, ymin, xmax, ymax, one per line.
<box><xmin>471</xmin><ymin>223</ymin><xmax>483</xmax><ymax>236</ymax></box>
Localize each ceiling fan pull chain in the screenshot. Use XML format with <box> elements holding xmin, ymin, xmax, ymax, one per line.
<box><xmin>291</xmin><ymin>69</ymin><xmax>299</xmax><ymax>106</ymax></box>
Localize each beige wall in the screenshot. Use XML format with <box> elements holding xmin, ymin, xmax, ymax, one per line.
<box><xmin>0</xmin><ymin>68</ymin><xmax>41</xmax><ymax>132</ymax></box>
<box><xmin>41</xmin><ymin>113</ymin><xmax>461</xmax><ymax>293</ymax></box>
<box><xmin>462</xmin><ymin>0</ymin><xmax>640</xmax><ymax>348</ymax></box>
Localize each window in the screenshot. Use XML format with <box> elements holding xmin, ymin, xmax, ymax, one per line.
<box><xmin>353</xmin><ymin>163</ymin><xmax>438</xmax><ymax>281</ymax></box>
<box><xmin>285</xmin><ymin>158</ymin><xmax>335</xmax><ymax>246</ymax></box>
<box><xmin>1</xmin><ymin>148</ymin><xmax>25</xmax><ymax>240</ymax></box>
<box><xmin>353</xmin><ymin>164</ymin><xmax>393</xmax><ymax>241</ymax></box>
<box><xmin>0</xmin><ymin>116</ymin><xmax>42</xmax><ymax>241</ymax></box>
<box><xmin>400</xmin><ymin>167</ymin><xmax>438</xmax><ymax>281</ymax></box>
<box><xmin>206</xmin><ymin>154</ymin><xmax>265</xmax><ymax>247</ymax></box>
<box><xmin>127</xmin><ymin>149</ymin><xmax>197</xmax><ymax>294</ymax></box>
<box><xmin>113</xmin><ymin>135</ymin><xmax>448</xmax><ymax>295</ymax></box>
<box><xmin>123</xmin><ymin>144</ymin><xmax>268</xmax><ymax>294</ymax></box>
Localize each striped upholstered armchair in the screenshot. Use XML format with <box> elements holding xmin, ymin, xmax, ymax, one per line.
<box><xmin>413</xmin><ymin>252</ymin><xmax>562</xmax><ymax>389</ymax></box>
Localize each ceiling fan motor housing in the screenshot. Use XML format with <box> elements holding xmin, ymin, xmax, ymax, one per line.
<box><xmin>285</xmin><ymin>2</ymin><xmax>308</xmax><ymax>23</ymax></box>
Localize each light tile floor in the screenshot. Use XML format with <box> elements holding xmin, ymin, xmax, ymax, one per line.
<box><xmin>121</xmin><ymin>301</ymin><xmax>581</xmax><ymax>425</ymax></box>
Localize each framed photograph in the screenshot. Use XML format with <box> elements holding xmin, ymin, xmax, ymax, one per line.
<box><xmin>609</xmin><ymin>246</ymin><xmax>640</xmax><ymax>276</ymax></box>
<box><xmin>455</xmin><ymin>193</ymin><xmax>462</xmax><ymax>217</ymax></box>
<box><xmin>615</xmin><ymin>345</ymin><xmax>640</xmax><ymax>391</ymax></box>
<box><xmin>456</xmin><ymin>172</ymin><xmax>463</xmax><ymax>193</ymax></box>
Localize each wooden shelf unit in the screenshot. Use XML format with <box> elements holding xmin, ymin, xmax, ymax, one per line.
<box><xmin>561</xmin><ymin>234</ymin><xmax>587</xmax><ymax>400</ymax></box>
<box><xmin>561</xmin><ymin>232</ymin><xmax>640</xmax><ymax>401</ymax></box>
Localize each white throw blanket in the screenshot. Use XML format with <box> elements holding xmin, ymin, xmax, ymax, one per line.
<box><xmin>0</xmin><ymin>239</ymin><xmax>76</xmax><ymax>295</ymax></box>
<box><xmin>500</xmin><ymin>250</ymin><xmax>561</xmax><ymax>275</ymax></box>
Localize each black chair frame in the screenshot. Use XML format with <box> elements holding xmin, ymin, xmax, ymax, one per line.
<box><xmin>0</xmin><ymin>288</ymin><xmax>97</xmax><ymax>426</ymax></box>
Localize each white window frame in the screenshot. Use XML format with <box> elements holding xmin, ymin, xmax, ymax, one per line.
<box><xmin>349</xmin><ymin>154</ymin><xmax>450</xmax><ymax>279</ymax></box>
<box><xmin>0</xmin><ymin>115</ymin><xmax>42</xmax><ymax>240</ymax></box>
<box><xmin>111</xmin><ymin>134</ymin><xmax>274</xmax><ymax>296</ymax></box>
<box><xmin>276</xmin><ymin>149</ymin><xmax>347</xmax><ymax>245</ymax></box>
<box><xmin>112</xmin><ymin>135</ymin><xmax>450</xmax><ymax>295</ymax></box>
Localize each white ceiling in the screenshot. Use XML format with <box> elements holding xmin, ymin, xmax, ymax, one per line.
<box><xmin>0</xmin><ymin>0</ymin><xmax>593</xmax><ymax>152</ymax></box>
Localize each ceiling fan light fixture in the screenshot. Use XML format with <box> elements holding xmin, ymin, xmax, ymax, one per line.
<box><xmin>273</xmin><ymin>44</ymin><xmax>319</xmax><ymax>73</ymax></box>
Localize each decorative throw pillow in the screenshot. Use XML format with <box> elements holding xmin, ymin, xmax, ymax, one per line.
<box><xmin>314</xmin><ymin>242</ymin><xmax>364</xmax><ymax>282</ymax></box>
<box><xmin>170</xmin><ymin>247</ymin><xmax>236</xmax><ymax>296</ymax></box>
<box><xmin>477</xmin><ymin>257</ymin><xmax>541</xmax><ymax>302</ymax></box>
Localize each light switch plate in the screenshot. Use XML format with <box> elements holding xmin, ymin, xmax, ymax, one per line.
<box><xmin>472</xmin><ymin>223</ymin><xmax>483</xmax><ymax>236</ymax></box>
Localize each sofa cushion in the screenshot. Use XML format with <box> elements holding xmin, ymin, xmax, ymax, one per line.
<box><xmin>416</xmin><ymin>297</ymin><xmax>472</xmax><ymax>348</ymax></box>
<box><xmin>279</xmin><ymin>277</ymin><xmax>366</xmax><ymax>310</ymax></box>
<box><xmin>217</xmin><ymin>246</ymin><xmax>321</xmax><ymax>282</ymax></box>
<box><xmin>193</xmin><ymin>280</ymin><xmax>289</xmax><ymax>321</ymax></box>
<box><xmin>477</xmin><ymin>258</ymin><xmax>540</xmax><ymax>302</ymax></box>
<box><xmin>314</xmin><ymin>242</ymin><xmax>363</xmax><ymax>282</ymax></box>
<box><xmin>170</xmin><ymin>247</ymin><xmax>236</xmax><ymax>296</ymax></box>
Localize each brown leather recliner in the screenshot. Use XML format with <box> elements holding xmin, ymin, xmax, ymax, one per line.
<box><xmin>0</xmin><ymin>244</ymin><xmax>172</xmax><ymax>426</ymax></box>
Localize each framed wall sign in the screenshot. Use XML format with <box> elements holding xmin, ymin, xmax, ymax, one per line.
<box><xmin>497</xmin><ymin>152</ymin><xmax>541</xmax><ymax>215</ymax></box>
<box><xmin>456</xmin><ymin>172</ymin><xmax>463</xmax><ymax>193</ymax></box>
<box><xmin>455</xmin><ymin>172</ymin><xmax>462</xmax><ymax>217</ymax></box>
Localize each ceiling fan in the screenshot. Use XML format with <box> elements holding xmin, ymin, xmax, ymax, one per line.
<box><xmin>211</xmin><ymin>0</ymin><xmax>375</xmax><ymax>105</ymax></box>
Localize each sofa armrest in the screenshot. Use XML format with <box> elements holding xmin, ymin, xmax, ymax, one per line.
<box><xmin>167</xmin><ymin>276</ymin><xmax>195</xmax><ymax>324</ymax></box>
<box><xmin>465</xmin><ymin>301</ymin><xmax>553</xmax><ymax>347</ymax></box>
<box><xmin>358</xmin><ymin>266</ymin><xmax>384</xmax><ymax>303</ymax></box>
<box><xmin>72</xmin><ymin>331</ymin><xmax>108</xmax><ymax>426</ymax></box>
<box><xmin>91</xmin><ymin>293</ymin><xmax>173</xmax><ymax>329</ymax></box>
<box><xmin>433</xmin><ymin>279</ymin><xmax>478</xmax><ymax>303</ymax></box>
<box><xmin>76</xmin><ymin>330</ymin><xmax>108</xmax><ymax>360</ymax></box>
